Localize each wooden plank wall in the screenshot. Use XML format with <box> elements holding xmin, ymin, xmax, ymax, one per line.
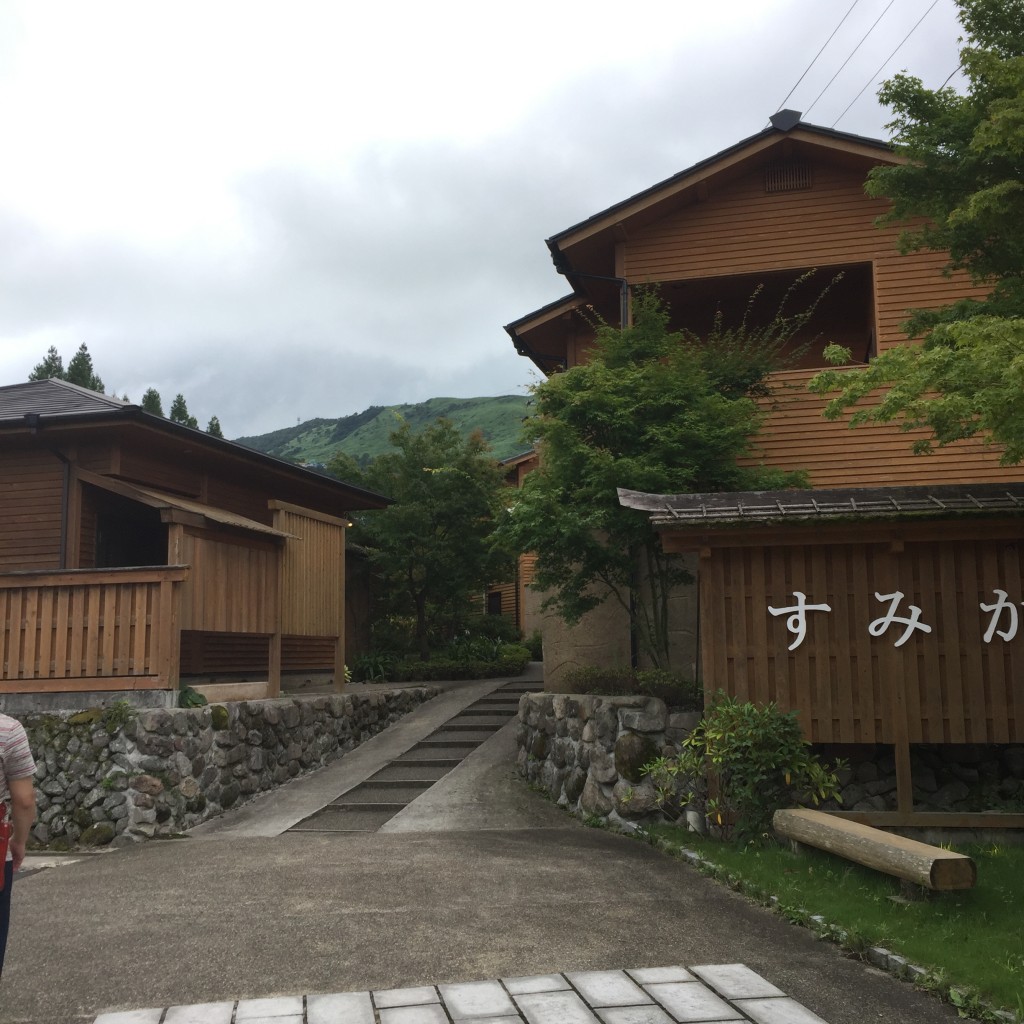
<box><xmin>275</xmin><ymin>508</ymin><xmax>345</xmax><ymax>636</ymax></box>
<box><xmin>176</xmin><ymin>529</ymin><xmax>279</xmax><ymax>634</ymax></box>
<box><xmin>743</xmin><ymin>368</ymin><xmax>1024</xmax><ymax>487</ymax></box>
<box><xmin>701</xmin><ymin>538</ymin><xmax>1024</xmax><ymax>745</ymax></box>
<box><xmin>0</xmin><ymin>567</ymin><xmax>186</xmax><ymax>691</ymax></box>
<box><xmin>0</xmin><ymin>451</ymin><xmax>64</xmax><ymax>572</ymax></box>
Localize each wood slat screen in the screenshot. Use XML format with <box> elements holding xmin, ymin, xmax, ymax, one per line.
<box><xmin>0</xmin><ymin>567</ymin><xmax>187</xmax><ymax>691</ymax></box>
<box><xmin>702</xmin><ymin>539</ymin><xmax>1024</xmax><ymax>745</ymax></box>
<box><xmin>275</xmin><ymin>507</ymin><xmax>345</xmax><ymax>636</ymax></box>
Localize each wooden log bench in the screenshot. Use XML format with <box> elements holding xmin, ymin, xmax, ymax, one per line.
<box><xmin>772</xmin><ymin>808</ymin><xmax>976</xmax><ymax>892</ymax></box>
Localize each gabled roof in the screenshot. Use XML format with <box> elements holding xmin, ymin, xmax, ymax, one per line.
<box><xmin>547</xmin><ymin>115</ymin><xmax>893</xmax><ymax>264</ymax></box>
<box><xmin>0</xmin><ymin>378</ymin><xmax>391</xmax><ymax>511</ymax></box>
<box><xmin>506</xmin><ymin>112</ymin><xmax>897</xmax><ymax>374</ymax></box>
<box><xmin>0</xmin><ymin>378</ymin><xmax>130</xmax><ymax>418</ymax></box>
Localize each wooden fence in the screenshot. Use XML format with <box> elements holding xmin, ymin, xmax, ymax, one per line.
<box><xmin>0</xmin><ymin>566</ymin><xmax>188</xmax><ymax>692</ymax></box>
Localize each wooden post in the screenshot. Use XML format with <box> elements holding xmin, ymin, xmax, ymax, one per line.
<box><xmin>268</xmin><ymin>632</ymin><xmax>282</xmax><ymax>698</ymax></box>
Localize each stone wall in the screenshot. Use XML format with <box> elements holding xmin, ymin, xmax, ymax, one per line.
<box><xmin>17</xmin><ymin>688</ymin><xmax>438</xmax><ymax>849</ymax></box>
<box><xmin>515</xmin><ymin>692</ymin><xmax>700</xmax><ymax>829</ymax></box>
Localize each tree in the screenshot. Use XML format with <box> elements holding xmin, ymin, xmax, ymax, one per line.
<box><xmin>141</xmin><ymin>388</ymin><xmax>164</xmax><ymax>416</ymax></box>
<box><xmin>809</xmin><ymin>0</ymin><xmax>1024</xmax><ymax>462</ymax></box>
<box><xmin>329</xmin><ymin>419</ymin><xmax>513</xmax><ymax>660</ymax></box>
<box><xmin>29</xmin><ymin>345</ymin><xmax>64</xmax><ymax>381</ymax></box>
<box><xmin>64</xmin><ymin>343</ymin><xmax>104</xmax><ymax>392</ymax></box>
<box><xmin>498</xmin><ymin>290</ymin><xmax>807</xmax><ymax>669</ymax></box>
<box><xmin>168</xmin><ymin>393</ymin><xmax>199</xmax><ymax>429</ymax></box>
<box><xmin>206</xmin><ymin>415</ymin><xmax>224</xmax><ymax>438</ymax></box>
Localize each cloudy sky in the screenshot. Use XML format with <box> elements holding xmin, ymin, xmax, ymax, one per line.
<box><xmin>0</xmin><ymin>1</ymin><xmax>965</xmax><ymax>438</ymax></box>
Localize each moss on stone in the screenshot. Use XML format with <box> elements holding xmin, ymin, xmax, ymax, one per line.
<box><xmin>210</xmin><ymin>705</ymin><xmax>229</xmax><ymax>730</ymax></box>
<box><xmin>614</xmin><ymin>732</ymin><xmax>659</xmax><ymax>783</ymax></box>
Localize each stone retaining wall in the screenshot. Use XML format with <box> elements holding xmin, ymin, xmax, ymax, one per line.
<box><xmin>516</xmin><ymin>694</ymin><xmax>1024</xmax><ymax>828</ymax></box>
<box><xmin>515</xmin><ymin>692</ymin><xmax>699</xmax><ymax>829</ymax></box>
<box><xmin>16</xmin><ymin>688</ymin><xmax>438</xmax><ymax>849</ymax></box>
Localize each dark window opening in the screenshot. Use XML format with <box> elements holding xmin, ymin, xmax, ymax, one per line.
<box><xmin>92</xmin><ymin>490</ymin><xmax>167</xmax><ymax>568</ymax></box>
<box><xmin>662</xmin><ymin>262</ymin><xmax>875</xmax><ymax>369</ymax></box>
<box><xmin>487</xmin><ymin>591</ymin><xmax>503</xmax><ymax>616</ymax></box>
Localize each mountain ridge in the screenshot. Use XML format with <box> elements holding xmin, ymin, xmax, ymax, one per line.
<box><xmin>234</xmin><ymin>394</ymin><xmax>532</xmax><ymax>466</ymax></box>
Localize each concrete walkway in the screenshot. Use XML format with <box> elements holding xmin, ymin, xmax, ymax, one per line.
<box><xmin>1</xmin><ymin>672</ymin><xmax>959</xmax><ymax>1024</ymax></box>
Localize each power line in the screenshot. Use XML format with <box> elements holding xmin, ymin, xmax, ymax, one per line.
<box><xmin>774</xmin><ymin>0</ymin><xmax>864</xmax><ymax>113</ymax></box>
<box><xmin>831</xmin><ymin>0</ymin><xmax>942</xmax><ymax>127</ymax></box>
<box><xmin>804</xmin><ymin>0</ymin><xmax>898</xmax><ymax>120</ymax></box>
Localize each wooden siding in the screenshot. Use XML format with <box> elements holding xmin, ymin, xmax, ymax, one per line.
<box><xmin>621</xmin><ymin>158</ymin><xmax>989</xmax><ymax>358</ymax></box>
<box><xmin>282</xmin><ymin>635</ymin><xmax>336</xmax><ymax>672</ymax></box>
<box><xmin>701</xmin><ymin>538</ymin><xmax>1024</xmax><ymax>746</ymax></box>
<box><xmin>0</xmin><ymin>451</ymin><xmax>64</xmax><ymax>572</ymax></box>
<box><xmin>175</xmin><ymin>528</ymin><xmax>280</xmax><ymax>634</ymax></box>
<box><xmin>180</xmin><ymin>630</ymin><xmax>270</xmax><ymax>675</ymax></box>
<box><xmin>273</xmin><ymin>505</ymin><xmax>346</xmax><ymax>636</ymax></box>
<box><xmin>0</xmin><ymin>567</ymin><xmax>187</xmax><ymax>692</ymax></box>
<box><xmin>744</xmin><ymin>368</ymin><xmax>1024</xmax><ymax>487</ymax></box>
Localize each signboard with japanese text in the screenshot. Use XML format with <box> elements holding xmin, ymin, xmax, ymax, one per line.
<box><xmin>699</xmin><ymin>538</ymin><xmax>1024</xmax><ymax>747</ymax></box>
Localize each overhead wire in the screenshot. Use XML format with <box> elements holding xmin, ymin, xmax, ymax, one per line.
<box><xmin>831</xmin><ymin>0</ymin><xmax>943</xmax><ymax>127</ymax></box>
<box><xmin>774</xmin><ymin>0</ymin><xmax>864</xmax><ymax>114</ymax></box>
<box><xmin>803</xmin><ymin>0</ymin><xmax>898</xmax><ymax>119</ymax></box>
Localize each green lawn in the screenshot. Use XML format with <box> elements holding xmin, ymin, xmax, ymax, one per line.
<box><xmin>650</xmin><ymin>825</ymin><xmax>1024</xmax><ymax>1019</ymax></box>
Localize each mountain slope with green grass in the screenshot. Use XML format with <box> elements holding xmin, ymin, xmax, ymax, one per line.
<box><xmin>235</xmin><ymin>395</ymin><xmax>532</xmax><ymax>465</ymax></box>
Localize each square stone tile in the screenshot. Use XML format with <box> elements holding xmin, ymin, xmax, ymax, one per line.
<box><xmin>375</xmin><ymin>985</ymin><xmax>441</xmax><ymax>1008</ymax></box>
<box><xmin>235</xmin><ymin>1018</ymin><xmax>302</xmax><ymax>1024</ymax></box>
<box><xmin>596</xmin><ymin>1007</ymin><xmax>677</xmax><ymax>1024</ymax></box>
<box><xmin>236</xmin><ymin>996</ymin><xmax>305</xmax><ymax>1019</ymax></box>
<box><xmin>646</xmin><ymin>982</ymin><xmax>742</xmax><ymax>1022</ymax></box>
<box><xmin>515</xmin><ymin>990</ymin><xmax>600</xmax><ymax>1024</ymax></box>
<box><xmin>93</xmin><ymin>1012</ymin><xmax>165</xmax><ymax>1024</ymax></box>
<box><xmin>307</xmin><ymin>991</ymin><xmax>374</xmax><ymax>1024</ymax></box>
<box><xmin>503</xmin><ymin>974</ymin><xmax>571</xmax><ymax>995</ymax></box>
<box><xmin>459</xmin><ymin>1018</ymin><xmax>524</xmax><ymax>1024</ymax></box>
<box><xmin>690</xmin><ymin>965</ymin><xmax>784</xmax><ymax>1000</ymax></box>
<box><xmin>734</xmin><ymin>997</ymin><xmax>829</xmax><ymax>1024</ymax></box>
<box><xmin>163</xmin><ymin>1004</ymin><xmax>235</xmax><ymax>1024</ymax></box>
<box><xmin>379</xmin><ymin>1005</ymin><xmax>450</xmax><ymax>1024</ymax></box>
<box><xmin>440</xmin><ymin>980</ymin><xmax>517</xmax><ymax>1018</ymax></box>
<box><xmin>627</xmin><ymin>967</ymin><xmax>695</xmax><ymax>986</ymax></box>
<box><xmin>566</xmin><ymin>971</ymin><xmax>651</xmax><ymax>1008</ymax></box>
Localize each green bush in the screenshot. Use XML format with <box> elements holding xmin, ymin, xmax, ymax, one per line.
<box><xmin>388</xmin><ymin>650</ymin><xmax>530</xmax><ymax>682</ymax></box>
<box><xmin>525</xmin><ymin>629</ymin><xmax>543</xmax><ymax>660</ymax></box>
<box><xmin>562</xmin><ymin>665</ymin><xmax>701</xmax><ymax>711</ymax></box>
<box><xmin>465</xmin><ymin>614</ymin><xmax>523</xmax><ymax>644</ymax></box>
<box><xmin>646</xmin><ymin>693</ymin><xmax>844</xmax><ymax>843</ymax></box>
<box><xmin>351</xmin><ymin>652</ymin><xmax>396</xmax><ymax>682</ymax></box>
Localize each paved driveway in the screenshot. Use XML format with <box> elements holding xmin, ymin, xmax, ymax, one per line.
<box><xmin>0</xmin><ymin>688</ymin><xmax>959</xmax><ymax>1024</ymax></box>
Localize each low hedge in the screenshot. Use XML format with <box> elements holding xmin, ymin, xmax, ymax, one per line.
<box><xmin>388</xmin><ymin>651</ymin><xmax>530</xmax><ymax>682</ymax></box>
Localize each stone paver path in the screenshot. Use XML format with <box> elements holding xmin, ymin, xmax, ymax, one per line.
<box><xmin>92</xmin><ymin>965</ymin><xmax>830</xmax><ymax>1024</ymax></box>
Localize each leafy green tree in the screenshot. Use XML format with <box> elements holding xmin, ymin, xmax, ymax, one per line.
<box><xmin>168</xmin><ymin>393</ymin><xmax>199</xmax><ymax>429</ymax></box>
<box><xmin>810</xmin><ymin>0</ymin><xmax>1024</xmax><ymax>462</ymax></box>
<box><xmin>498</xmin><ymin>290</ymin><xmax>806</xmax><ymax>668</ymax></box>
<box><xmin>206</xmin><ymin>415</ymin><xmax>224</xmax><ymax>438</ymax></box>
<box><xmin>141</xmin><ymin>388</ymin><xmax>164</xmax><ymax>416</ymax></box>
<box><xmin>29</xmin><ymin>345</ymin><xmax>65</xmax><ymax>381</ymax></box>
<box><xmin>330</xmin><ymin>419</ymin><xmax>513</xmax><ymax>660</ymax></box>
<box><xmin>64</xmin><ymin>343</ymin><xmax>104</xmax><ymax>392</ymax></box>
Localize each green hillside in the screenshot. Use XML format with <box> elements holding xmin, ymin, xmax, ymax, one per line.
<box><xmin>235</xmin><ymin>395</ymin><xmax>533</xmax><ymax>466</ymax></box>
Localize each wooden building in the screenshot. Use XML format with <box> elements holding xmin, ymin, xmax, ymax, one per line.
<box><xmin>0</xmin><ymin>380</ymin><xmax>389</xmax><ymax>709</ymax></box>
<box><xmin>505</xmin><ymin>112</ymin><xmax>1024</xmax><ymax>826</ymax></box>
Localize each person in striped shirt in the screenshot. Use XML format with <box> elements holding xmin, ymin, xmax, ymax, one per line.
<box><xmin>1</xmin><ymin>713</ymin><xmax>36</xmax><ymax>981</ymax></box>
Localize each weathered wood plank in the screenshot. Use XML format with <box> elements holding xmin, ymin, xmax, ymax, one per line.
<box><xmin>773</xmin><ymin>808</ymin><xmax>976</xmax><ymax>890</ymax></box>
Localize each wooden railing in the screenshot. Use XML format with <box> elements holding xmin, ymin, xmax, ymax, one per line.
<box><xmin>0</xmin><ymin>566</ymin><xmax>188</xmax><ymax>693</ymax></box>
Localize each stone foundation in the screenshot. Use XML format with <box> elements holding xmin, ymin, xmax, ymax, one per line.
<box><xmin>16</xmin><ymin>688</ymin><xmax>438</xmax><ymax>849</ymax></box>
<box><xmin>515</xmin><ymin>692</ymin><xmax>700</xmax><ymax>829</ymax></box>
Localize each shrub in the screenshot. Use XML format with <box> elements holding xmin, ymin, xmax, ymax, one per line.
<box><xmin>351</xmin><ymin>652</ymin><xmax>396</xmax><ymax>683</ymax></box>
<box><xmin>465</xmin><ymin>614</ymin><xmax>523</xmax><ymax>644</ymax></box>
<box><xmin>525</xmin><ymin>629</ymin><xmax>543</xmax><ymax>660</ymax></box>
<box><xmin>646</xmin><ymin>693</ymin><xmax>844</xmax><ymax>842</ymax></box>
<box><xmin>562</xmin><ymin>665</ymin><xmax>701</xmax><ymax>711</ymax></box>
<box><xmin>388</xmin><ymin>650</ymin><xmax>530</xmax><ymax>682</ymax></box>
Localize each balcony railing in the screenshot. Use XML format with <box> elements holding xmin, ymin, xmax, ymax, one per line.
<box><xmin>0</xmin><ymin>566</ymin><xmax>188</xmax><ymax>693</ymax></box>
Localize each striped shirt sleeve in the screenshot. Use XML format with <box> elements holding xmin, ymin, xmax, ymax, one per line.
<box><xmin>1</xmin><ymin>715</ymin><xmax>37</xmax><ymax>803</ymax></box>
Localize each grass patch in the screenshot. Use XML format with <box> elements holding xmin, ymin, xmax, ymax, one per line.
<box><xmin>650</xmin><ymin>825</ymin><xmax>1024</xmax><ymax>1019</ymax></box>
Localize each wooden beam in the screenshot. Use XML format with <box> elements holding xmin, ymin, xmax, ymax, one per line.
<box><xmin>268</xmin><ymin>500</ymin><xmax>352</xmax><ymax>529</ymax></box>
<box><xmin>830</xmin><ymin>810</ymin><xmax>1024</xmax><ymax>828</ymax></box>
<box><xmin>0</xmin><ymin>676</ymin><xmax>166</xmax><ymax>693</ymax></box>
<box><xmin>773</xmin><ymin>808</ymin><xmax>976</xmax><ymax>890</ymax></box>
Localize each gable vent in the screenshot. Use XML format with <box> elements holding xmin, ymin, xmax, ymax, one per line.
<box><xmin>765</xmin><ymin>161</ymin><xmax>813</xmax><ymax>193</ymax></box>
